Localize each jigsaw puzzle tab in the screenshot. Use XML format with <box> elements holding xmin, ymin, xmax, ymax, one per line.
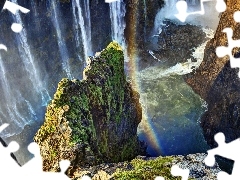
<box><xmin>171</xmin><ymin>164</ymin><xmax>189</xmax><ymax>180</ymax></box>
<box><xmin>154</xmin><ymin>164</ymin><xmax>189</xmax><ymax>180</ymax></box>
<box><xmin>80</xmin><ymin>175</ymin><xmax>92</xmax><ymax>180</ymax></box>
<box><xmin>205</xmin><ymin>132</ymin><xmax>240</xmax><ymax>179</ymax></box>
<box><xmin>155</xmin><ymin>176</ymin><xmax>165</xmax><ymax>180</ymax></box>
<box><xmin>175</xmin><ymin>0</ymin><xmax>227</xmax><ymax>22</ymax></box>
<box><xmin>0</xmin><ymin>124</ymin><xmax>22</xmax><ymax>179</ymax></box>
<box><xmin>234</xmin><ymin>11</ymin><xmax>240</xmax><ymax>22</ymax></box>
<box><xmin>216</xmin><ymin>27</ymin><xmax>240</xmax><ymax>77</ymax></box>
<box><xmin>21</xmin><ymin>142</ymin><xmax>43</xmax><ymax>174</ymax></box>
<box><xmin>0</xmin><ymin>140</ymin><xmax>20</xmax><ymax>170</ymax></box>
<box><xmin>0</xmin><ymin>123</ymin><xmax>72</xmax><ymax>180</ymax></box>
<box><xmin>3</xmin><ymin>0</ymin><xmax>29</xmax><ymax>14</ymax></box>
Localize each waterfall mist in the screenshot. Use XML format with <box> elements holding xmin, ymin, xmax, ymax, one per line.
<box><xmin>50</xmin><ymin>0</ymin><xmax>72</xmax><ymax>79</ymax></box>
<box><xmin>0</xmin><ymin>0</ymin><xmax>99</xmax><ymax>139</ymax></box>
<box><xmin>153</xmin><ymin>0</ymin><xmax>220</xmax><ymax>35</ymax></box>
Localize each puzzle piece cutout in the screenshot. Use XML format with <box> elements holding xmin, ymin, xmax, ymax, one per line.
<box><xmin>2</xmin><ymin>0</ymin><xmax>30</xmax><ymax>33</ymax></box>
<box><xmin>80</xmin><ymin>175</ymin><xmax>92</xmax><ymax>180</ymax></box>
<box><xmin>171</xmin><ymin>165</ymin><xmax>189</xmax><ymax>180</ymax></box>
<box><xmin>0</xmin><ymin>0</ymin><xmax>30</xmax><ymax>52</ymax></box>
<box><xmin>0</xmin><ymin>122</ymin><xmax>190</xmax><ymax>180</ymax></box>
<box><xmin>155</xmin><ymin>164</ymin><xmax>189</xmax><ymax>180</ymax></box>
<box><xmin>0</xmin><ymin>124</ymin><xmax>72</xmax><ymax>180</ymax></box>
<box><xmin>3</xmin><ymin>0</ymin><xmax>29</xmax><ymax>15</ymax></box>
<box><xmin>216</xmin><ymin>27</ymin><xmax>240</xmax><ymax>77</ymax></box>
<box><xmin>204</xmin><ymin>132</ymin><xmax>240</xmax><ymax>179</ymax></box>
<box><xmin>175</xmin><ymin>0</ymin><xmax>226</xmax><ymax>22</ymax></box>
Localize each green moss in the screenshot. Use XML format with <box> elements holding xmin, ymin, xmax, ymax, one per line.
<box><xmin>34</xmin><ymin>41</ymin><xmax>142</xmax><ymax>170</ymax></box>
<box><xmin>120</xmin><ymin>137</ymin><xmax>139</xmax><ymax>161</ymax></box>
<box><xmin>99</xmin><ymin>41</ymin><xmax>126</xmax><ymax>123</ymax></box>
<box><xmin>99</xmin><ymin>130</ymin><xmax>108</xmax><ymax>154</ymax></box>
<box><xmin>113</xmin><ymin>156</ymin><xmax>181</xmax><ymax>180</ymax></box>
<box><xmin>50</xmin><ymin>149</ymin><xmax>57</xmax><ymax>160</ymax></box>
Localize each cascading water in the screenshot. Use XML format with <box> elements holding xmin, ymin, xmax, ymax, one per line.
<box><xmin>30</xmin><ymin>0</ymin><xmax>38</xmax><ymax>17</ymax></box>
<box><xmin>143</xmin><ymin>0</ymin><xmax>147</xmax><ymax>42</ymax></box>
<box><xmin>11</xmin><ymin>0</ymin><xmax>50</xmax><ymax>106</ymax></box>
<box><xmin>153</xmin><ymin>0</ymin><xmax>178</xmax><ymax>35</ymax></box>
<box><xmin>0</xmin><ymin>0</ymin><xmax>52</xmax><ymax>137</ymax></box>
<box><xmin>72</xmin><ymin>0</ymin><xmax>92</xmax><ymax>65</ymax></box>
<box><xmin>109</xmin><ymin>0</ymin><xmax>128</xmax><ymax>62</ymax></box>
<box><xmin>50</xmin><ymin>0</ymin><xmax>72</xmax><ymax>79</ymax></box>
<box><xmin>0</xmin><ymin>54</ymin><xmax>27</xmax><ymax>127</ymax></box>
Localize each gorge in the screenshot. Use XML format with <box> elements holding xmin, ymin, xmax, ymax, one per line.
<box><xmin>0</xmin><ymin>0</ymin><xmax>224</xmax><ymax>169</ymax></box>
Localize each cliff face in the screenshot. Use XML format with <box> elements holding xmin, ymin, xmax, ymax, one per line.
<box><xmin>34</xmin><ymin>42</ymin><xmax>146</xmax><ymax>173</ymax></box>
<box><xmin>185</xmin><ymin>0</ymin><xmax>240</xmax><ymax>147</ymax></box>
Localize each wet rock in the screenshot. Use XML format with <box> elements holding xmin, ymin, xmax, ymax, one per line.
<box><xmin>139</xmin><ymin>20</ymin><xmax>207</xmax><ymax>70</ymax></box>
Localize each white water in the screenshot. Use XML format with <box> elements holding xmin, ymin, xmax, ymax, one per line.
<box><xmin>0</xmin><ymin>55</ymin><xmax>26</xmax><ymax>124</ymax></box>
<box><xmin>109</xmin><ymin>0</ymin><xmax>128</xmax><ymax>62</ymax></box>
<box><xmin>11</xmin><ymin>0</ymin><xmax>50</xmax><ymax>106</ymax></box>
<box><xmin>51</xmin><ymin>0</ymin><xmax>72</xmax><ymax>79</ymax></box>
<box><xmin>72</xmin><ymin>0</ymin><xmax>92</xmax><ymax>65</ymax></box>
<box><xmin>30</xmin><ymin>0</ymin><xmax>38</xmax><ymax>17</ymax></box>
<box><xmin>138</xmin><ymin>28</ymin><xmax>214</xmax><ymax>81</ymax></box>
<box><xmin>153</xmin><ymin>0</ymin><xmax>220</xmax><ymax>36</ymax></box>
<box><xmin>153</xmin><ymin>0</ymin><xmax>178</xmax><ymax>35</ymax></box>
<box><xmin>0</xmin><ymin>54</ymin><xmax>29</xmax><ymax>136</ymax></box>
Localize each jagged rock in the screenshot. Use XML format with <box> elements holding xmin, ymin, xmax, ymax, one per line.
<box><xmin>185</xmin><ymin>0</ymin><xmax>240</xmax><ymax>147</ymax></box>
<box><xmin>34</xmin><ymin>42</ymin><xmax>146</xmax><ymax>174</ymax></box>
<box><xmin>72</xmin><ymin>153</ymin><xmax>220</xmax><ymax>180</ymax></box>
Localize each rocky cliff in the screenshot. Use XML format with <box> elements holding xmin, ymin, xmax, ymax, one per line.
<box><xmin>34</xmin><ymin>42</ymin><xmax>146</xmax><ymax>174</ymax></box>
<box><xmin>185</xmin><ymin>0</ymin><xmax>240</xmax><ymax>147</ymax></box>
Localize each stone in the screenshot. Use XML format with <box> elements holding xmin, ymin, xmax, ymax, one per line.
<box><xmin>185</xmin><ymin>0</ymin><xmax>240</xmax><ymax>148</ymax></box>
<box><xmin>33</xmin><ymin>42</ymin><xmax>146</xmax><ymax>175</ymax></box>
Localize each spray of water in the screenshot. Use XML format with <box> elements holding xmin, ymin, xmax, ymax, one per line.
<box><xmin>138</xmin><ymin>28</ymin><xmax>214</xmax><ymax>81</ymax></box>
<box><xmin>109</xmin><ymin>0</ymin><xmax>128</xmax><ymax>62</ymax></box>
<box><xmin>72</xmin><ymin>0</ymin><xmax>92</xmax><ymax>65</ymax></box>
<box><xmin>153</xmin><ymin>0</ymin><xmax>220</xmax><ymax>35</ymax></box>
<box><xmin>50</xmin><ymin>0</ymin><xmax>72</xmax><ymax>79</ymax></box>
<box><xmin>11</xmin><ymin>0</ymin><xmax>50</xmax><ymax>106</ymax></box>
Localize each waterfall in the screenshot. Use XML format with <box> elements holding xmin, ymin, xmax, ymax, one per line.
<box><xmin>11</xmin><ymin>0</ymin><xmax>50</xmax><ymax>106</ymax></box>
<box><xmin>138</xmin><ymin>28</ymin><xmax>214</xmax><ymax>81</ymax></box>
<box><xmin>143</xmin><ymin>0</ymin><xmax>147</xmax><ymax>42</ymax></box>
<box><xmin>109</xmin><ymin>0</ymin><xmax>128</xmax><ymax>62</ymax></box>
<box><xmin>0</xmin><ymin>0</ymin><xmax>52</xmax><ymax>137</ymax></box>
<box><xmin>30</xmin><ymin>0</ymin><xmax>38</xmax><ymax>17</ymax></box>
<box><xmin>0</xmin><ymin>53</ymin><xmax>33</xmax><ymax>137</ymax></box>
<box><xmin>51</xmin><ymin>0</ymin><xmax>72</xmax><ymax>79</ymax></box>
<box><xmin>72</xmin><ymin>0</ymin><xmax>92</xmax><ymax>65</ymax></box>
<box><xmin>0</xmin><ymin>55</ymin><xmax>26</xmax><ymax>126</ymax></box>
<box><xmin>153</xmin><ymin>0</ymin><xmax>178</xmax><ymax>35</ymax></box>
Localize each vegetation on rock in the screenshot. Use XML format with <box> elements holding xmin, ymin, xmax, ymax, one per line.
<box><xmin>34</xmin><ymin>42</ymin><xmax>145</xmax><ymax>174</ymax></box>
<box><xmin>113</xmin><ymin>156</ymin><xmax>180</xmax><ymax>180</ymax></box>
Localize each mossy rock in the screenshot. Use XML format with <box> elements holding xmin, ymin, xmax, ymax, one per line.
<box><xmin>34</xmin><ymin>42</ymin><xmax>145</xmax><ymax>173</ymax></box>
